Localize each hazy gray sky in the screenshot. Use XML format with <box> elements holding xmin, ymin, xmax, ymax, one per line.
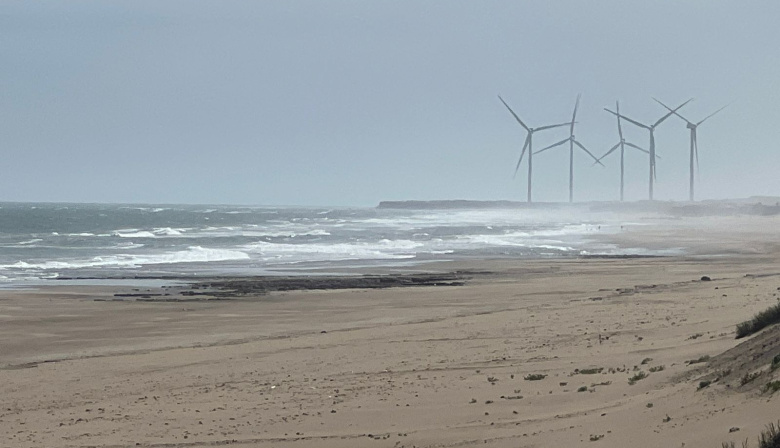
<box><xmin>1</xmin><ymin>1</ymin><xmax>779</xmax><ymax>205</ymax></box>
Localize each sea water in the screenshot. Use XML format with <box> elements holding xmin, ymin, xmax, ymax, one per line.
<box><xmin>0</xmin><ymin>202</ymin><xmax>657</xmax><ymax>284</ymax></box>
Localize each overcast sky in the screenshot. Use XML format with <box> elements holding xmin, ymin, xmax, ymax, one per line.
<box><xmin>1</xmin><ymin>1</ymin><xmax>779</xmax><ymax>206</ymax></box>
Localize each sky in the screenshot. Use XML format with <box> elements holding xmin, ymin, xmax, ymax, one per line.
<box><xmin>1</xmin><ymin>1</ymin><xmax>779</xmax><ymax>206</ymax></box>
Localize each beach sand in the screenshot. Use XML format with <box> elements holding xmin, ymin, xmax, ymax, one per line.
<box><xmin>2</xmin><ymin>215</ymin><xmax>780</xmax><ymax>447</ymax></box>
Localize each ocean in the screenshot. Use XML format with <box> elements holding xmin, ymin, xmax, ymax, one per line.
<box><xmin>0</xmin><ymin>202</ymin><xmax>657</xmax><ymax>284</ymax></box>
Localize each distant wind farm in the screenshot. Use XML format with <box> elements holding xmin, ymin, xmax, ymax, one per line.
<box><xmin>499</xmin><ymin>95</ymin><xmax>726</xmax><ymax>203</ymax></box>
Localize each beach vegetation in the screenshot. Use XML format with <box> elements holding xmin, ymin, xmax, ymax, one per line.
<box><xmin>640</xmin><ymin>358</ymin><xmax>653</xmax><ymax>365</ymax></box>
<box><xmin>772</xmin><ymin>354</ymin><xmax>780</xmax><ymax>371</ymax></box>
<box><xmin>765</xmin><ymin>381</ymin><xmax>780</xmax><ymax>394</ymax></box>
<box><xmin>741</xmin><ymin>371</ymin><xmax>762</xmax><ymax>386</ymax></box>
<box><xmin>687</xmin><ymin>355</ymin><xmax>711</xmax><ymax>365</ymax></box>
<box><xmin>698</xmin><ymin>380</ymin><xmax>711</xmax><ymax>390</ymax></box>
<box><xmin>649</xmin><ymin>365</ymin><xmax>665</xmax><ymax>373</ymax></box>
<box><xmin>524</xmin><ymin>374</ymin><xmax>547</xmax><ymax>381</ymax></box>
<box><xmin>577</xmin><ymin>386</ymin><xmax>588</xmax><ymax>392</ymax></box>
<box><xmin>736</xmin><ymin>303</ymin><xmax>780</xmax><ymax>339</ymax></box>
<box><xmin>576</xmin><ymin>367</ymin><xmax>603</xmax><ymax>375</ymax></box>
<box><xmin>628</xmin><ymin>371</ymin><xmax>648</xmax><ymax>385</ymax></box>
<box><xmin>721</xmin><ymin>421</ymin><xmax>780</xmax><ymax>448</ymax></box>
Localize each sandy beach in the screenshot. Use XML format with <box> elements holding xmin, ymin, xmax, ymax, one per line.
<box><xmin>2</xmin><ymin>216</ymin><xmax>780</xmax><ymax>447</ymax></box>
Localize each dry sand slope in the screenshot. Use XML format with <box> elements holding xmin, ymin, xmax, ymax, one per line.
<box><xmin>2</xmin><ymin>218</ymin><xmax>780</xmax><ymax>447</ymax></box>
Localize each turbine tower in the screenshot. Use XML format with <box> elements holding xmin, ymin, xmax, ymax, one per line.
<box><xmin>596</xmin><ymin>101</ymin><xmax>650</xmax><ymax>201</ymax></box>
<box><xmin>498</xmin><ymin>95</ymin><xmax>570</xmax><ymax>203</ymax></box>
<box><xmin>604</xmin><ymin>99</ymin><xmax>692</xmax><ymax>200</ymax></box>
<box><xmin>653</xmin><ymin>98</ymin><xmax>728</xmax><ymax>202</ymax></box>
<box><xmin>534</xmin><ymin>94</ymin><xmax>604</xmax><ymax>202</ymax></box>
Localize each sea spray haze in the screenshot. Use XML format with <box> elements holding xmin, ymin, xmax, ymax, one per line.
<box><xmin>0</xmin><ymin>202</ymin><xmax>661</xmax><ymax>284</ymax></box>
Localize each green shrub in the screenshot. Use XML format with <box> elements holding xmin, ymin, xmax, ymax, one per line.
<box><xmin>577</xmin><ymin>386</ymin><xmax>588</xmax><ymax>392</ymax></box>
<box><xmin>628</xmin><ymin>371</ymin><xmax>648</xmax><ymax>385</ymax></box>
<box><xmin>649</xmin><ymin>365</ymin><xmax>665</xmax><ymax>373</ymax></box>
<box><xmin>772</xmin><ymin>354</ymin><xmax>780</xmax><ymax>371</ymax></box>
<box><xmin>698</xmin><ymin>380</ymin><xmax>711</xmax><ymax>390</ymax></box>
<box><xmin>736</xmin><ymin>303</ymin><xmax>780</xmax><ymax>339</ymax></box>
<box><xmin>765</xmin><ymin>381</ymin><xmax>780</xmax><ymax>394</ymax></box>
<box><xmin>524</xmin><ymin>374</ymin><xmax>546</xmax><ymax>381</ymax></box>
<box><xmin>721</xmin><ymin>421</ymin><xmax>780</xmax><ymax>447</ymax></box>
<box><xmin>577</xmin><ymin>368</ymin><xmax>603</xmax><ymax>375</ymax></box>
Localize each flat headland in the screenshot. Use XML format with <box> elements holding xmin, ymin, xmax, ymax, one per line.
<box><xmin>2</xmin><ymin>212</ymin><xmax>780</xmax><ymax>447</ymax></box>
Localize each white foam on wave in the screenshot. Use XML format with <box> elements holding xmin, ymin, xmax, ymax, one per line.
<box><xmin>111</xmin><ymin>227</ymin><xmax>188</xmax><ymax>238</ymax></box>
<box><xmin>17</xmin><ymin>239</ymin><xmax>43</xmax><ymax>245</ymax></box>
<box><xmin>1</xmin><ymin>246</ymin><xmax>249</xmax><ymax>271</ymax></box>
<box><xmin>244</xmin><ymin>239</ymin><xmax>421</xmax><ymax>262</ymax></box>
<box><xmin>113</xmin><ymin>230</ymin><xmax>156</xmax><ymax>238</ymax></box>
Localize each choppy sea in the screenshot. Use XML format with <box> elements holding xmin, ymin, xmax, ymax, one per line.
<box><xmin>0</xmin><ymin>202</ymin><xmax>664</xmax><ymax>284</ymax></box>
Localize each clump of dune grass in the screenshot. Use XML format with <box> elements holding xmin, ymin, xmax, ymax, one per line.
<box><xmin>687</xmin><ymin>355</ymin><xmax>711</xmax><ymax>365</ymax></box>
<box><xmin>736</xmin><ymin>303</ymin><xmax>780</xmax><ymax>339</ymax></box>
<box><xmin>575</xmin><ymin>367</ymin><xmax>603</xmax><ymax>375</ymax></box>
<box><xmin>721</xmin><ymin>421</ymin><xmax>780</xmax><ymax>448</ymax></box>
<box><xmin>628</xmin><ymin>371</ymin><xmax>648</xmax><ymax>385</ymax></box>
<box><xmin>765</xmin><ymin>381</ymin><xmax>780</xmax><ymax>394</ymax></box>
<box><xmin>524</xmin><ymin>373</ymin><xmax>546</xmax><ymax>381</ymax></box>
<box><xmin>772</xmin><ymin>354</ymin><xmax>780</xmax><ymax>371</ymax></box>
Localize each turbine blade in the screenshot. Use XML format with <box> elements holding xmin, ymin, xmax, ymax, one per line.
<box><xmin>513</xmin><ymin>134</ymin><xmax>531</xmax><ymax>178</ymax></box>
<box><xmin>604</xmin><ymin>108</ymin><xmax>650</xmax><ymax>129</ymax></box>
<box><xmin>653</xmin><ymin>97</ymin><xmax>692</xmax><ymax>124</ymax></box>
<box><xmin>616</xmin><ymin>101</ymin><xmax>624</xmax><ymax>140</ymax></box>
<box><xmin>570</xmin><ymin>94</ymin><xmax>581</xmax><ymax>135</ymax></box>
<box><xmin>653</xmin><ymin>98</ymin><xmax>693</xmax><ymax>127</ymax></box>
<box><xmin>535</xmin><ymin>137</ymin><xmax>570</xmax><ymax>155</ymax></box>
<box><xmin>624</xmin><ymin>142</ymin><xmax>649</xmax><ymax>154</ymax></box>
<box><xmin>574</xmin><ymin>139</ymin><xmax>604</xmax><ymax>166</ymax></box>
<box><xmin>535</xmin><ymin>122</ymin><xmax>572</xmax><ymax>132</ymax></box>
<box><xmin>697</xmin><ymin>103</ymin><xmax>729</xmax><ymax>126</ymax></box>
<box><xmin>498</xmin><ymin>95</ymin><xmax>530</xmax><ymax>131</ymax></box>
<box><xmin>595</xmin><ymin>142</ymin><xmax>621</xmax><ymax>165</ymax></box>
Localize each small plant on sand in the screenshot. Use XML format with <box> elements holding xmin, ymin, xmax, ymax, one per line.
<box><xmin>736</xmin><ymin>303</ymin><xmax>780</xmax><ymax>339</ymax></box>
<box><xmin>687</xmin><ymin>355</ymin><xmax>711</xmax><ymax>365</ymax></box>
<box><xmin>628</xmin><ymin>371</ymin><xmax>648</xmax><ymax>385</ymax></box>
<box><xmin>640</xmin><ymin>358</ymin><xmax>653</xmax><ymax>365</ymax></box>
<box><xmin>765</xmin><ymin>381</ymin><xmax>780</xmax><ymax>394</ymax></box>
<box><xmin>524</xmin><ymin>374</ymin><xmax>547</xmax><ymax>381</ymax></box>
<box><xmin>772</xmin><ymin>354</ymin><xmax>780</xmax><ymax>371</ymax></box>
<box><xmin>577</xmin><ymin>386</ymin><xmax>588</xmax><ymax>392</ymax></box>
<box><xmin>649</xmin><ymin>365</ymin><xmax>666</xmax><ymax>373</ymax></box>
<box><xmin>741</xmin><ymin>371</ymin><xmax>762</xmax><ymax>386</ymax></box>
<box><xmin>698</xmin><ymin>380</ymin><xmax>712</xmax><ymax>390</ymax></box>
<box><xmin>720</xmin><ymin>421</ymin><xmax>780</xmax><ymax>448</ymax></box>
<box><xmin>577</xmin><ymin>367</ymin><xmax>603</xmax><ymax>375</ymax></box>
<box><xmin>589</xmin><ymin>434</ymin><xmax>604</xmax><ymax>442</ymax></box>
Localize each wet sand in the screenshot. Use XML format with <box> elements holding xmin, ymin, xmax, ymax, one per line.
<box><xmin>2</xmin><ymin>215</ymin><xmax>780</xmax><ymax>447</ymax></box>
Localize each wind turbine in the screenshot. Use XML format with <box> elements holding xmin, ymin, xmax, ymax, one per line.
<box><xmin>596</xmin><ymin>101</ymin><xmax>650</xmax><ymax>201</ymax></box>
<box><xmin>534</xmin><ymin>94</ymin><xmax>604</xmax><ymax>202</ymax></box>
<box><xmin>498</xmin><ymin>95</ymin><xmax>571</xmax><ymax>203</ymax></box>
<box><xmin>604</xmin><ymin>99</ymin><xmax>692</xmax><ymax>200</ymax></box>
<box><xmin>653</xmin><ymin>98</ymin><xmax>728</xmax><ymax>202</ymax></box>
